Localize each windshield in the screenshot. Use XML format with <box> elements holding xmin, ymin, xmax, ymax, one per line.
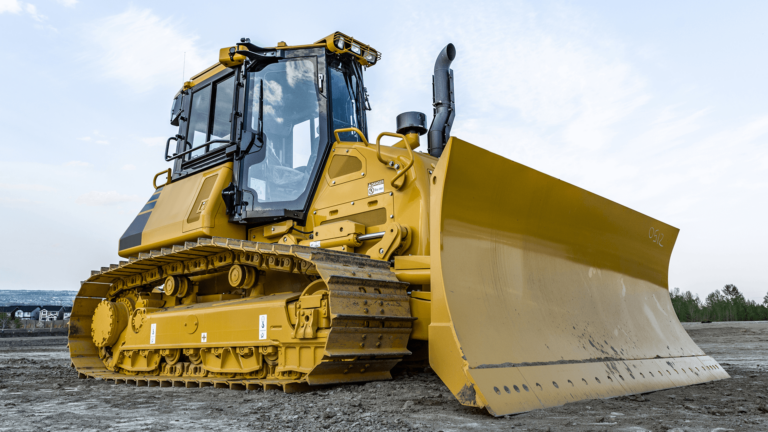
<box><xmin>242</xmin><ymin>59</ymin><xmax>320</xmax><ymax>205</ymax></box>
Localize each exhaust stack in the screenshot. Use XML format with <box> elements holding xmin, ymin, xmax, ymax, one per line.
<box><xmin>427</xmin><ymin>43</ymin><xmax>456</xmax><ymax>158</ymax></box>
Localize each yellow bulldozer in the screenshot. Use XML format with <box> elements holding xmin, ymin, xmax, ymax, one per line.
<box><xmin>69</xmin><ymin>32</ymin><xmax>728</xmax><ymax>416</ymax></box>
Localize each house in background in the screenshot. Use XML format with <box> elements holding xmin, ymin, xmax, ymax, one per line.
<box><xmin>14</xmin><ymin>306</ymin><xmax>40</xmax><ymax>320</ymax></box>
<box><xmin>35</xmin><ymin>306</ymin><xmax>65</xmax><ymax>322</ymax></box>
<box><xmin>62</xmin><ymin>306</ymin><xmax>72</xmax><ymax>320</ymax></box>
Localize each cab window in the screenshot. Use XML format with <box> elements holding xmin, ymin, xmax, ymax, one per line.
<box><xmin>185</xmin><ymin>74</ymin><xmax>235</xmax><ymax>159</ymax></box>
<box><xmin>329</xmin><ymin>67</ymin><xmax>361</xmax><ymax>142</ymax></box>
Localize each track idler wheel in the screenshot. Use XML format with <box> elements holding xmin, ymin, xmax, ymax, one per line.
<box><xmin>163</xmin><ymin>276</ymin><xmax>189</xmax><ymax>297</ymax></box>
<box><xmin>91</xmin><ymin>300</ymin><xmax>129</xmax><ymax>348</ymax></box>
<box><xmin>228</xmin><ymin>264</ymin><xmax>257</xmax><ymax>289</ymax></box>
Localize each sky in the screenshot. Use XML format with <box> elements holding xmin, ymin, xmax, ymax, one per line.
<box><xmin>0</xmin><ymin>1</ymin><xmax>766</xmax><ymax>303</ymax></box>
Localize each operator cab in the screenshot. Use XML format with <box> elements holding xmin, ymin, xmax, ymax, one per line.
<box><xmin>166</xmin><ymin>33</ymin><xmax>377</xmax><ymax>226</ymax></box>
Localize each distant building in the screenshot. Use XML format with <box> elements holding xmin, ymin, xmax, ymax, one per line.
<box><xmin>0</xmin><ymin>306</ymin><xmax>20</xmax><ymax>319</ymax></box>
<box><xmin>62</xmin><ymin>306</ymin><xmax>72</xmax><ymax>320</ymax></box>
<box><xmin>14</xmin><ymin>306</ymin><xmax>40</xmax><ymax>320</ymax></box>
<box><xmin>36</xmin><ymin>306</ymin><xmax>65</xmax><ymax>322</ymax></box>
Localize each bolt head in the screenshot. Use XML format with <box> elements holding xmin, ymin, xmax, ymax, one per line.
<box><xmin>332</xmin><ymin>181</ymin><xmax>336</xmax><ymax>184</ymax></box>
<box><xmin>389</xmin><ymin>215</ymin><xmax>394</xmax><ymax>218</ymax></box>
<box><xmin>379</xmin><ymin>248</ymin><xmax>384</xmax><ymax>254</ymax></box>
<box><xmin>361</xmin><ymin>172</ymin><xmax>365</xmax><ymax>176</ymax></box>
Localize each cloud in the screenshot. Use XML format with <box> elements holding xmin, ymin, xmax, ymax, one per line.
<box><xmin>87</xmin><ymin>8</ymin><xmax>208</xmax><ymax>91</ymax></box>
<box><xmin>77</xmin><ymin>135</ymin><xmax>109</xmax><ymax>145</ymax></box>
<box><xmin>56</xmin><ymin>0</ymin><xmax>77</xmax><ymax>7</ymax></box>
<box><xmin>64</xmin><ymin>160</ymin><xmax>90</xmax><ymax>167</ymax></box>
<box><xmin>121</xmin><ymin>164</ymin><xmax>136</xmax><ymax>171</ymax></box>
<box><xmin>24</xmin><ymin>3</ymin><xmax>44</xmax><ymax>21</ymax></box>
<box><xmin>141</xmin><ymin>137</ymin><xmax>167</xmax><ymax>147</ymax></box>
<box><xmin>76</xmin><ymin>191</ymin><xmax>139</xmax><ymax>206</ymax></box>
<box><xmin>0</xmin><ymin>0</ymin><xmax>21</xmax><ymax>13</ymax></box>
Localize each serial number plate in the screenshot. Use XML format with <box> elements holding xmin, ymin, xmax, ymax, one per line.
<box><xmin>368</xmin><ymin>180</ymin><xmax>384</xmax><ymax>196</ymax></box>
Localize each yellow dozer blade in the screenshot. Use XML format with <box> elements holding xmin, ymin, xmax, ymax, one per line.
<box><xmin>428</xmin><ymin>138</ymin><xmax>728</xmax><ymax>416</ymax></box>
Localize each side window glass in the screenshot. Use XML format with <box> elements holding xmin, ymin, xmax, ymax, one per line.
<box><xmin>209</xmin><ymin>75</ymin><xmax>235</xmax><ymax>150</ymax></box>
<box><xmin>187</xmin><ymin>85</ymin><xmax>211</xmax><ymax>159</ymax></box>
<box><xmin>330</xmin><ymin>67</ymin><xmax>360</xmax><ymax>142</ymax></box>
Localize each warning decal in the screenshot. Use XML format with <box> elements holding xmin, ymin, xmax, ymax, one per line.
<box><xmin>368</xmin><ymin>179</ymin><xmax>384</xmax><ymax>196</ymax></box>
<box><xmin>259</xmin><ymin>315</ymin><xmax>267</xmax><ymax>340</ymax></box>
<box><xmin>149</xmin><ymin>323</ymin><xmax>156</xmax><ymax>344</ymax></box>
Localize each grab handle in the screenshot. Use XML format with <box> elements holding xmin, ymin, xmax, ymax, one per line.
<box><xmin>333</xmin><ymin>127</ymin><xmax>370</xmax><ymax>146</ymax></box>
<box><xmin>376</xmin><ymin>132</ymin><xmax>414</xmax><ymax>189</ymax></box>
<box><xmin>153</xmin><ymin>168</ymin><xmax>171</xmax><ymax>190</ymax></box>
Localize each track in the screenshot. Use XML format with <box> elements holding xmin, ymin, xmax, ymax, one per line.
<box><xmin>68</xmin><ymin>237</ymin><xmax>414</xmax><ymax>392</ymax></box>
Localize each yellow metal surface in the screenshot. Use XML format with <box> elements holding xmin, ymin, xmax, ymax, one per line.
<box><xmin>119</xmin><ymin>164</ymin><xmax>244</xmax><ymax>258</ymax></box>
<box><xmin>409</xmin><ymin>292</ymin><xmax>431</xmax><ymax>341</ymax></box>
<box><xmin>428</xmin><ymin>138</ymin><xmax>728</xmax><ymax>416</ymax></box>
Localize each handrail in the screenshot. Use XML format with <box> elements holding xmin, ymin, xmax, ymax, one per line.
<box><xmin>333</xmin><ymin>127</ymin><xmax>370</xmax><ymax>146</ymax></box>
<box><xmin>153</xmin><ymin>168</ymin><xmax>171</xmax><ymax>190</ymax></box>
<box><xmin>376</xmin><ymin>132</ymin><xmax>414</xmax><ymax>188</ymax></box>
<box><xmin>164</xmin><ymin>136</ymin><xmax>179</xmax><ymax>161</ymax></box>
<box><xmin>165</xmin><ymin>137</ymin><xmax>233</xmax><ymax>162</ymax></box>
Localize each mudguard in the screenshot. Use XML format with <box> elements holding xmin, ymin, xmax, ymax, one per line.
<box><xmin>428</xmin><ymin>138</ymin><xmax>728</xmax><ymax>416</ymax></box>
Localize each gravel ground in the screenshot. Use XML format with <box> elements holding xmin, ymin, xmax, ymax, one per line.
<box><xmin>1</xmin><ymin>321</ymin><xmax>767</xmax><ymax>431</ymax></box>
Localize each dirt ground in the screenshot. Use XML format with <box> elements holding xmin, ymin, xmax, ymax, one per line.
<box><xmin>1</xmin><ymin>322</ymin><xmax>767</xmax><ymax>432</ymax></box>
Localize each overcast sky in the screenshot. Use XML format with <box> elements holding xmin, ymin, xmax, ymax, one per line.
<box><xmin>0</xmin><ymin>1</ymin><xmax>766</xmax><ymax>302</ymax></box>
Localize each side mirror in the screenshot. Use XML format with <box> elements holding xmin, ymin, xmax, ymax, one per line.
<box><xmin>170</xmin><ymin>93</ymin><xmax>184</xmax><ymax>126</ymax></box>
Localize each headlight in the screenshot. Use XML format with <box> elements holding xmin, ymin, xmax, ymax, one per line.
<box><xmin>350</xmin><ymin>43</ymin><xmax>361</xmax><ymax>55</ymax></box>
<box><xmin>364</xmin><ymin>51</ymin><xmax>376</xmax><ymax>63</ymax></box>
<box><xmin>335</xmin><ymin>38</ymin><xmax>344</xmax><ymax>50</ymax></box>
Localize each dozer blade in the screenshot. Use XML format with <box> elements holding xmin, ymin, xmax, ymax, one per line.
<box><xmin>428</xmin><ymin>138</ymin><xmax>728</xmax><ymax>416</ymax></box>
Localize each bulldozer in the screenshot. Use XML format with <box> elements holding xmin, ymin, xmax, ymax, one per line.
<box><xmin>69</xmin><ymin>32</ymin><xmax>728</xmax><ymax>416</ymax></box>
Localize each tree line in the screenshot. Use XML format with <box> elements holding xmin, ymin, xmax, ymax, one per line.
<box><xmin>0</xmin><ymin>312</ymin><xmax>21</xmax><ymax>331</ymax></box>
<box><xmin>670</xmin><ymin>285</ymin><xmax>768</xmax><ymax>322</ymax></box>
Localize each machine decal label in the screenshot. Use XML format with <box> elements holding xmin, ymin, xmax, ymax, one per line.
<box><xmin>309</xmin><ymin>241</ymin><xmax>320</xmax><ymax>248</ymax></box>
<box><xmin>201</xmin><ymin>332</ymin><xmax>207</xmax><ymax>343</ymax></box>
<box><xmin>259</xmin><ymin>315</ymin><xmax>267</xmax><ymax>340</ymax></box>
<box><xmin>149</xmin><ymin>323</ymin><xmax>156</xmax><ymax>344</ymax></box>
<box><xmin>368</xmin><ymin>179</ymin><xmax>384</xmax><ymax>196</ymax></box>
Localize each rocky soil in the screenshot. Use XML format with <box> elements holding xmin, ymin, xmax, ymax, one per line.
<box><xmin>0</xmin><ymin>321</ymin><xmax>766</xmax><ymax>431</ymax></box>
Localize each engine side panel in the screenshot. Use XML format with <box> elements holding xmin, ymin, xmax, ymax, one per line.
<box><xmin>119</xmin><ymin>163</ymin><xmax>244</xmax><ymax>258</ymax></box>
